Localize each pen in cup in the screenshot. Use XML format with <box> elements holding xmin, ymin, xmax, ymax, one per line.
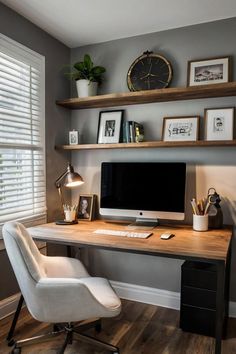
<box><xmin>191</xmin><ymin>197</ymin><xmax>209</xmax><ymax>231</ymax></box>
<box><xmin>191</xmin><ymin>197</ymin><xmax>210</xmax><ymax>215</ymax></box>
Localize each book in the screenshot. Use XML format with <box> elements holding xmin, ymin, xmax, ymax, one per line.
<box><xmin>122</xmin><ymin>121</ymin><xmax>131</xmax><ymax>143</ymax></box>
<box><xmin>129</xmin><ymin>121</ymin><xmax>135</xmax><ymax>142</ymax></box>
<box><xmin>123</xmin><ymin>121</ymin><xmax>144</xmax><ymax>143</ymax></box>
<box><xmin>134</xmin><ymin>122</ymin><xmax>144</xmax><ymax>142</ymax></box>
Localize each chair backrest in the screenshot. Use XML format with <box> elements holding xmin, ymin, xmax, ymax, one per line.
<box><xmin>2</xmin><ymin>222</ymin><xmax>46</xmax><ymax>305</ymax></box>
<box><xmin>3</xmin><ymin>221</ymin><xmax>46</xmax><ymax>281</ymax></box>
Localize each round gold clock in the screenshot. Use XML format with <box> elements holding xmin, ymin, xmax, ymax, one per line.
<box><xmin>127</xmin><ymin>51</ymin><xmax>173</xmax><ymax>91</ymax></box>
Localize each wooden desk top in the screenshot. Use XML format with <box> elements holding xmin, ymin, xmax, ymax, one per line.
<box><xmin>28</xmin><ymin>220</ymin><xmax>232</xmax><ymax>263</ymax></box>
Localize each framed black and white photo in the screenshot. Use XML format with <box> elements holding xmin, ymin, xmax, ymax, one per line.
<box><xmin>69</xmin><ymin>130</ymin><xmax>79</xmax><ymax>145</ymax></box>
<box><xmin>204</xmin><ymin>107</ymin><xmax>234</xmax><ymax>141</ymax></box>
<box><xmin>97</xmin><ymin>110</ymin><xmax>124</xmax><ymax>144</ymax></box>
<box><xmin>77</xmin><ymin>194</ymin><xmax>95</xmax><ymax>221</ymax></box>
<box><xmin>187</xmin><ymin>56</ymin><xmax>231</xmax><ymax>87</ymax></box>
<box><xmin>162</xmin><ymin>116</ymin><xmax>199</xmax><ymax>142</ymax></box>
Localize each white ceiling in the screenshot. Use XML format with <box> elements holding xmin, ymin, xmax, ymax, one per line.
<box><xmin>2</xmin><ymin>0</ymin><xmax>236</xmax><ymax>48</ymax></box>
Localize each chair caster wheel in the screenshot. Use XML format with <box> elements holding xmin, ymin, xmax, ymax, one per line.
<box><xmin>113</xmin><ymin>349</ymin><xmax>119</xmax><ymax>354</ymax></box>
<box><xmin>8</xmin><ymin>338</ymin><xmax>15</xmax><ymax>347</ymax></box>
<box><xmin>95</xmin><ymin>323</ymin><xmax>102</xmax><ymax>333</ymax></box>
<box><xmin>53</xmin><ymin>324</ymin><xmax>61</xmax><ymax>332</ymax></box>
<box><xmin>11</xmin><ymin>347</ymin><xmax>21</xmax><ymax>354</ymax></box>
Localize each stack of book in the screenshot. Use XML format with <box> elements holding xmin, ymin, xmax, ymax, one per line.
<box><xmin>123</xmin><ymin>121</ymin><xmax>144</xmax><ymax>143</ymax></box>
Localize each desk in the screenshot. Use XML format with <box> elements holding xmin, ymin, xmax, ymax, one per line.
<box><xmin>28</xmin><ymin>220</ymin><xmax>232</xmax><ymax>354</ymax></box>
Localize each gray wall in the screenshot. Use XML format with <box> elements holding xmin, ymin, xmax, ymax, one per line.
<box><xmin>0</xmin><ymin>3</ymin><xmax>71</xmax><ymax>300</ymax></box>
<box><xmin>70</xmin><ymin>18</ymin><xmax>236</xmax><ymax>299</ymax></box>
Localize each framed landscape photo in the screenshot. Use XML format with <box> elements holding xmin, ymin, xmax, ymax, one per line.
<box><xmin>77</xmin><ymin>194</ymin><xmax>95</xmax><ymax>221</ymax></box>
<box><xmin>162</xmin><ymin>116</ymin><xmax>200</xmax><ymax>142</ymax></box>
<box><xmin>204</xmin><ymin>107</ymin><xmax>234</xmax><ymax>141</ymax></box>
<box><xmin>187</xmin><ymin>56</ymin><xmax>231</xmax><ymax>87</ymax></box>
<box><xmin>97</xmin><ymin>110</ymin><xmax>124</xmax><ymax>144</ymax></box>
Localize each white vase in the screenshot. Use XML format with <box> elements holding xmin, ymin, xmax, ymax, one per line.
<box><xmin>76</xmin><ymin>79</ymin><xmax>98</xmax><ymax>97</ymax></box>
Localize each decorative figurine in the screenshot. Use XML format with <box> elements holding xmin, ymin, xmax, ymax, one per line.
<box><xmin>207</xmin><ymin>187</ymin><xmax>223</xmax><ymax>229</ymax></box>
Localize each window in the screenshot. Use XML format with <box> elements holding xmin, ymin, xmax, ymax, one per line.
<box><xmin>0</xmin><ymin>34</ymin><xmax>46</xmax><ymax>226</ymax></box>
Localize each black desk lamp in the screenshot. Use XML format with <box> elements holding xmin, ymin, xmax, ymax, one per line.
<box><xmin>55</xmin><ymin>163</ymin><xmax>84</xmax><ymax>225</ymax></box>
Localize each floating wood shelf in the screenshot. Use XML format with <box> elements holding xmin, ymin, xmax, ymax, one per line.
<box><xmin>56</xmin><ymin>82</ymin><xmax>236</xmax><ymax>109</ymax></box>
<box><xmin>55</xmin><ymin>140</ymin><xmax>236</xmax><ymax>151</ymax></box>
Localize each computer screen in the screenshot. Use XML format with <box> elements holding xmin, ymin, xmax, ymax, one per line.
<box><xmin>100</xmin><ymin>162</ymin><xmax>186</xmax><ymax>226</ymax></box>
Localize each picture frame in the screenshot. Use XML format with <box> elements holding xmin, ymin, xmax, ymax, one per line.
<box><xmin>77</xmin><ymin>194</ymin><xmax>95</xmax><ymax>221</ymax></box>
<box><xmin>69</xmin><ymin>130</ymin><xmax>79</xmax><ymax>145</ymax></box>
<box><xmin>187</xmin><ymin>56</ymin><xmax>231</xmax><ymax>87</ymax></box>
<box><xmin>162</xmin><ymin>116</ymin><xmax>200</xmax><ymax>142</ymax></box>
<box><xmin>204</xmin><ymin>107</ymin><xmax>234</xmax><ymax>141</ymax></box>
<box><xmin>97</xmin><ymin>110</ymin><xmax>124</xmax><ymax>144</ymax></box>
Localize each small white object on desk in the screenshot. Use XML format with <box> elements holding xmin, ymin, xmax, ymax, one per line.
<box><xmin>193</xmin><ymin>214</ymin><xmax>208</xmax><ymax>231</ymax></box>
<box><xmin>93</xmin><ymin>229</ymin><xmax>152</xmax><ymax>239</ymax></box>
<box><xmin>160</xmin><ymin>233</ymin><xmax>174</xmax><ymax>240</ymax></box>
<box><xmin>63</xmin><ymin>204</ymin><xmax>77</xmax><ymax>222</ymax></box>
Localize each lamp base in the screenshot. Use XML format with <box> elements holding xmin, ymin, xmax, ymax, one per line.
<box><xmin>55</xmin><ymin>220</ymin><xmax>78</xmax><ymax>225</ymax></box>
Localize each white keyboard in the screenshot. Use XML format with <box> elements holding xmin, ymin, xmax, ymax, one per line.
<box><xmin>93</xmin><ymin>229</ymin><xmax>152</xmax><ymax>239</ymax></box>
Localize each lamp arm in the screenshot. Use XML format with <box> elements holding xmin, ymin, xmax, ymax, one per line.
<box><xmin>57</xmin><ymin>185</ymin><xmax>64</xmax><ymax>209</ymax></box>
<box><xmin>55</xmin><ymin>170</ymin><xmax>68</xmax><ymax>211</ymax></box>
<box><xmin>55</xmin><ymin>170</ymin><xmax>68</xmax><ymax>188</ymax></box>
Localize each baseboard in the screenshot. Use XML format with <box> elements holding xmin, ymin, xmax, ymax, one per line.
<box><xmin>110</xmin><ymin>280</ymin><xmax>236</xmax><ymax>318</ymax></box>
<box><xmin>110</xmin><ymin>281</ymin><xmax>180</xmax><ymax>310</ymax></box>
<box><xmin>0</xmin><ymin>293</ymin><xmax>22</xmax><ymax>320</ymax></box>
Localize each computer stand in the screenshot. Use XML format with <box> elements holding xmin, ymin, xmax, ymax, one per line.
<box><xmin>128</xmin><ymin>218</ymin><xmax>158</xmax><ymax>230</ymax></box>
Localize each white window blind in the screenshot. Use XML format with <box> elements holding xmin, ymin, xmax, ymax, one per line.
<box><xmin>0</xmin><ymin>34</ymin><xmax>46</xmax><ymax>224</ymax></box>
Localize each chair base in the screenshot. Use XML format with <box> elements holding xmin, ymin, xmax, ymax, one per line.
<box><xmin>11</xmin><ymin>320</ymin><xmax>119</xmax><ymax>354</ymax></box>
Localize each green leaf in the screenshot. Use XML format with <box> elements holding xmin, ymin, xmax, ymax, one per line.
<box><xmin>92</xmin><ymin>66</ymin><xmax>106</xmax><ymax>75</ymax></box>
<box><xmin>74</xmin><ymin>62</ymin><xmax>85</xmax><ymax>71</ymax></box>
<box><xmin>84</xmin><ymin>54</ymin><xmax>93</xmax><ymax>70</ymax></box>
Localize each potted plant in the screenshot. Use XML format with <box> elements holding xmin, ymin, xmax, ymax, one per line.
<box><xmin>66</xmin><ymin>54</ymin><xmax>106</xmax><ymax>97</ymax></box>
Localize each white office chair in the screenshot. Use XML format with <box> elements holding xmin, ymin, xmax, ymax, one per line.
<box><xmin>3</xmin><ymin>221</ymin><xmax>121</xmax><ymax>354</ymax></box>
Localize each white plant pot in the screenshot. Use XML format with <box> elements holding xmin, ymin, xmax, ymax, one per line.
<box><xmin>76</xmin><ymin>79</ymin><xmax>98</xmax><ymax>97</ymax></box>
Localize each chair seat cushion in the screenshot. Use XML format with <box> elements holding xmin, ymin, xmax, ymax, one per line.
<box><xmin>42</xmin><ymin>255</ymin><xmax>89</xmax><ymax>278</ymax></box>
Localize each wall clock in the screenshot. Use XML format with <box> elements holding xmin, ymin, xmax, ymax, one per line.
<box><xmin>127</xmin><ymin>51</ymin><xmax>173</xmax><ymax>91</ymax></box>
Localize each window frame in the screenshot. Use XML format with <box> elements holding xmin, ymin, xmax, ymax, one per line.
<box><xmin>0</xmin><ymin>33</ymin><xmax>46</xmax><ymax>243</ymax></box>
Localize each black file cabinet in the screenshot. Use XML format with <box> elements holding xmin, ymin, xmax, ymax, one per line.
<box><xmin>180</xmin><ymin>261</ymin><xmax>221</xmax><ymax>337</ymax></box>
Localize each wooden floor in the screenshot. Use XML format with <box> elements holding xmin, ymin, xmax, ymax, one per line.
<box><xmin>1</xmin><ymin>299</ymin><xmax>236</xmax><ymax>354</ymax></box>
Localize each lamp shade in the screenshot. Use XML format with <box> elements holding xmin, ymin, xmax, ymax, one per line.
<box><xmin>55</xmin><ymin>163</ymin><xmax>84</xmax><ymax>189</ymax></box>
<box><xmin>63</xmin><ymin>163</ymin><xmax>84</xmax><ymax>187</ymax></box>
<box><xmin>64</xmin><ymin>172</ymin><xmax>84</xmax><ymax>187</ymax></box>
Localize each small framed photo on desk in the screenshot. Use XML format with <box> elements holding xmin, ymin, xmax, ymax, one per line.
<box><xmin>77</xmin><ymin>194</ymin><xmax>95</xmax><ymax>221</ymax></box>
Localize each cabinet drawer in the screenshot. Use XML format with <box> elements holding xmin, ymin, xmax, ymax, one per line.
<box><xmin>182</xmin><ymin>261</ymin><xmax>217</xmax><ymax>290</ymax></box>
<box><xmin>182</xmin><ymin>286</ymin><xmax>216</xmax><ymax>309</ymax></box>
<box><xmin>180</xmin><ymin>304</ymin><xmax>216</xmax><ymax>337</ymax></box>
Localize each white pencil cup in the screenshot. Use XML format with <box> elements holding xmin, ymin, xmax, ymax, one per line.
<box><xmin>193</xmin><ymin>214</ymin><xmax>208</xmax><ymax>231</ymax></box>
<box><xmin>64</xmin><ymin>210</ymin><xmax>76</xmax><ymax>222</ymax></box>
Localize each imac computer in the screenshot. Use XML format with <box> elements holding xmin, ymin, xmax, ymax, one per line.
<box><xmin>100</xmin><ymin>162</ymin><xmax>186</xmax><ymax>227</ymax></box>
